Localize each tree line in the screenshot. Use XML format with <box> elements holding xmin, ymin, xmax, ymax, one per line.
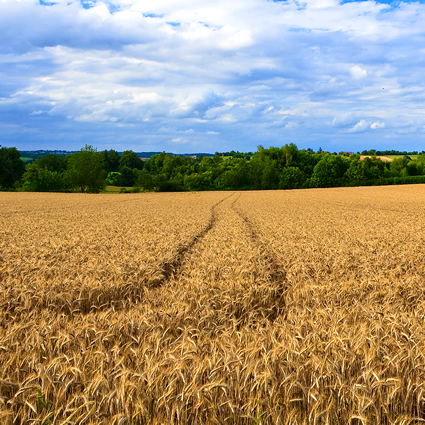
<box><xmin>2</xmin><ymin>144</ymin><xmax>425</xmax><ymax>193</ymax></box>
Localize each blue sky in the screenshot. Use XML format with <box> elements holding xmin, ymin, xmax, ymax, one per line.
<box><xmin>1</xmin><ymin>0</ymin><xmax>425</xmax><ymax>153</ymax></box>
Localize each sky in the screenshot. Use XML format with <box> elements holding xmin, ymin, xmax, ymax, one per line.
<box><xmin>2</xmin><ymin>0</ymin><xmax>425</xmax><ymax>153</ymax></box>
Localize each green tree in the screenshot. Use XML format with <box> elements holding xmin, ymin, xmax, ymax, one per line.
<box><xmin>389</xmin><ymin>156</ymin><xmax>409</xmax><ymax>177</ymax></box>
<box><xmin>281</xmin><ymin>143</ymin><xmax>299</xmax><ymax>168</ymax></box>
<box><xmin>135</xmin><ymin>169</ymin><xmax>154</xmax><ymax>191</ymax></box>
<box><xmin>119</xmin><ymin>150</ymin><xmax>144</xmax><ymax>171</ymax></box>
<box><xmin>0</xmin><ymin>146</ymin><xmax>25</xmax><ymax>189</ymax></box>
<box><xmin>116</xmin><ymin>166</ymin><xmax>136</xmax><ymax>186</ymax></box>
<box><xmin>344</xmin><ymin>156</ymin><xmax>385</xmax><ymax>185</ymax></box>
<box><xmin>279</xmin><ymin>167</ymin><xmax>305</xmax><ymax>189</ymax></box>
<box><xmin>250</xmin><ymin>146</ymin><xmax>280</xmax><ymax>189</ymax></box>
<box><xmin>22</xmin><ymin>164</ymin><xmax>67</xmax><ymax>192</ymax></box>
<box><xmin>344</xmin><ymin>158</ymin><xmax>364</xmax><ymax>185</ymax></box>
<box><xmin>417</xmin><ymin>153</ymin><xmax>425</xmax><ymax>165</ymax></box>
<box><xmin>310</xmin><ymin>155</ymin><xmax>349</xmax><ymax>188</ymax></box>
<box><xmin>33</xmin><ymin>154</ymin><xmax>67</xmax><ymax>173</ymax></box>
<box><xmin>220</xmin><ymin>158</ymin><xmax>251</xmax><ymax>189</ymax></box>
<box><xmin>183</xmin><ymin>172</ymin><xmax>213</xmax><ymax>191</ymax></box>
<box><xmin>65</xmin><ymin>145</ymin><xmax>106</xmax><ymax>193</ymax></box>
<box><xmin>406</xmin><ymin>160</ymin><xmax>425</xmax><ymax>176</ymax></box>
<box><xmin>101</xmin><ymin>149</ymin><xmax>120</xmax><ymax>173</ymax></box>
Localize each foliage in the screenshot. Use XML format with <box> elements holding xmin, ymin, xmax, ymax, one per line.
<box><xmin>101</xmin><ymin>149</ymin><xmax>120</xmax><ymax>173</ymax></box>
<box><xmin>156</xmin><ymin>179</ymin><xmax>186</xmax><ymax>192</ymax></box>
<box><xmin>64</xmin><ymin>145</ymin><xmax>106</xmax><ymax>193</ymax></box>
<box><xmin>106</xmin><ymin>171</ymin><xmax>121</xmax><ymax>185</ymax></box>
<box><xmin>22</xmin><ymin>154</ymin><xmax>68</xmax><ymax>192</ymax></box>
<box><xmin>133</xmin><ymin>146</ymin><xmax>425</xmax><ymax>191</ymax></box>
<box><xmin>135</xmin><ymin>169</ymin><xmax>155</xmax><ymax>191</ymax></box>
<box><xmin>6</xmin><ymin>143</ymin><xmax>425</xmax><ymax>193</ymax></box>
<box><xmin>119</xmin><ymin>150</ymin><xmax>144</xmax><ymax>171</ymax></box>
<box><xmin>279</xmin><ymin>167</ymin><xmax>305</xmax><ymax>189</ymax></box>
<box><xmin>36</xmin><ymin>388</ymin><xmax>53</xmax><ymax>425</ymax></box>
<box><xmin>0</xmin><ymin>146</ymin><xmax>25</xmax><ymax>189</ymax></box>
<box><xmin>310</xmin><ymin>154</ymin><xmax>349</xmax><ymax>187</ymax></box>
<box><xmin>115</xmin><ymin>165</ymin><xmax>137</xmax><ymax>186</ymax></box>
<box><xmin>33</xmin><ymin>154</ymin><xmax>67</xmax><ymax>173</ymax></box>
<box><xmin>22</xmin><ymin>165</ymin><xmax>67</xmax><ymax>192</ymax></box>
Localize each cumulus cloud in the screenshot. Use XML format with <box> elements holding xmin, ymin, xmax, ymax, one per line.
<box><xmin>371</xmin><ymin>121</ymin><xmax>385</xmax><ymax>129</ymax></box>
<box><xmin>332</xmin><ymin>113</ymin><xmax>357</xmax><ymax>128</ymax></box>
<box><xmin>171</xmin><ymin>137</ymin><xmax>188</xmax><ymax>144</ymax></box>
<box><xmin>350</xmin><ymin>65</ymin><xmax>368</xmax><ymax>80</ymax></box>
<box><xmin>2</xmin><ymin>0</ymin><xmax>425</xmax><ymax>152</ymax></box>
<box><xmin>347</xmin><ymin>120</ymin><xmax>369</xmax><ymax>133</ymax></box>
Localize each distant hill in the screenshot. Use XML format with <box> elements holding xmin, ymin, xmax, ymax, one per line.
<box><xmin>20</xmin><ymin>150</ymin><xmax>76</xmax><ymax>159</ymax></box>
<box><xmin>19</xmin><ymin>150</ymin><xmax>215</xmax><ymax>163</ymax></box>
<box><xmin>134</xmin><ymin>152</ymin><xmax>214</xmax><ymax>158</ymax></box>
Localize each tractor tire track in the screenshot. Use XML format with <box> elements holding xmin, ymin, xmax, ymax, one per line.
<box><xmin>1</xmin><ymin>193</ymin><xmax>235</xmax><ymax>319</ymax></box>
<box><xmin>145</xmin><ymin>192</ymin><xmax>289</xmax><ymax>328</ymax></box>
<box><xmin>230</xmin><ymin>194</ymin><xmax>288</xmax><ymax>321</ymax></box>
<box><xmin>149</xmin><ymin>192</ymin><xmax>235</xmax><ymax>288</ymax></box>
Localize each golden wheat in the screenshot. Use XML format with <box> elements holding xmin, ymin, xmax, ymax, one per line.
<box><xmin>1</xmin><ymin>186</ymin><xmax>425</xmax><ymax>424</ymax></box>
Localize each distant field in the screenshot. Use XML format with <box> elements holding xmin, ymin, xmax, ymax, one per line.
<box><xmin>387</xmin><ymin>154</ymin><xmax>419</xmax><ymax>160</ymax></box>
<box><xmin>360</xmin><ymin>155</ymin><xmax>393</xmax><ymax>162</ymax></box>
<box><xmin>359</xmin><ymin>154</ymin><xmax>420</xmax><ymax>162</ymax></box>
<box><xmin>1</xmin><ymin>186</ymin><xmax>425</xmax><ymax>423</ymax></box>
<box><xmin>103</xmin><ymin>185</ymin><xmax>135</xmax><ymax>193</ymax></box>
<box><xmin>19</xmin><ymin>157</ymin><xmax>34</xmax><ymax>164</ymax></box>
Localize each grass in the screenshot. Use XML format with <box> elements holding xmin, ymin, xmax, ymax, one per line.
<box><xmin>20</xmin><ymin>157</ymin><xmax>34</xmax><ymax>164</ymax></box>
<box><xmin>386</xmin><ymin>154</ymin><xmax>419</xmax><ymax>159</ymax></box>
<box><xmin>102</xmin><ymin>185</ymin><xmax>135</xmax><ymax>193</ymax></box>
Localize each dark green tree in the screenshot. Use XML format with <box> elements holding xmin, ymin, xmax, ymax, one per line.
<box><xmin>362</xmin><ymin>156</ymin><xmax>385</xmax><ymax>181</ymax></box>
<box><xmin>33</xmin><ymin>154</ymin><xmax>67</xmax><ymax>173</ymax></box>
<box><xmin>116</xmin><ymin>166</ymin><xmax>136</xmax><ymax>186</ymax></box>
<box><xmin>0</xmin><ymin>146</ymin><xmax>25</xmax><ymax>189</ymax></box>
<box><xmin>250</xmin><ymin>146</ymin><xmax>280</xmax><ymax>189</ymax></box>
<box><xmin>279</xmin><ymin>167</ymin><xmax>305</xmax><ymax>189</ymax></box>
<box><xmin>344</xmin><ymin>158</ymin><xmax>364</xmax><ymax>185</ymax></box>
<box><xmin>310</xmin><ymin>155</ymin><xmax>349</xmax><ymax>188</ymax></box>
<box><xmin>406</xmin><ymin>160</ymin><xmax>425</xmax><ymax>176</ymax></box>
<box><xmin>101</xmin><ymin>149</ymin><xmax>120</xmax><ymax>173</ymax></box>
<box><xmin>184</xmin><ymin>171</ymin><xmax>213</xmax><ymax>191</ymax></box>
<box><xmin>220</xmin><ymin>158</ymin><xmax>251</xmax><ymax>189</ymax></box>
<box><xmin>65</xmin><ymin>145</ymin><xmax>106</xmax><ymax>193</ymax></box>
<box><xmin>135</xmin><ymin>169</ymin><xmax>154</xmax><ymax>191</ymax></box>
<box><xmin>119</xmin><ymin>150</ymin><xmax>144</xmax><ymax>171</ymax></box>
<box><xmin>390</xmin><ymin>156</ymin><xmax>410</xmax><ymax>177</ymax></box>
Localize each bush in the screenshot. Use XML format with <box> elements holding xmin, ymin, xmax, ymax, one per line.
<box><xmin>156</xmin><ymin>180</ymin><xmax>186</xmax><ymax>192</ymax></box>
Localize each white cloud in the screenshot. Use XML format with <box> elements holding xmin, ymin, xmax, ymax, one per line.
<box><xmin>171</xmin><ymin>137</ymin><xmax>189</xmax><ymax>144</ymax></box>
<box><xmin>285</xmin><ymin>121</ymin><xmax>299</xmax><ymax>129</ymax></box>
<box><xmin>371</xmin><ymin>121</ymin><xmax>385</xmax><ymax>129</ymax></box>
<box><xmin>332</xmin><ymin>113</ymin><xmax>357</xmax><ymax>128</ymax></box>
<box><xmin>350</xmin><ymin>65</ymin><xmax>367</xmax><ymax>80</ymax></box>
<box><xmin>2</xmin><ymin>0</ymin><xmax>425</xmax><ymax>152</ymax></box>
<box><xmin>347</xmin><ymin>120</ymin><xmax>369</xmax><ymax>133</ymax></box>
<box><xmin>217</xmin><ymin>27</ymin><xmax>253</xmax><ymax>50</ymax></box>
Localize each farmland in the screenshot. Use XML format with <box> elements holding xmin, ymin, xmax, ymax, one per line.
<box><xmin>1</xmin><ymin>186</ymin><xmax>425</xmax><ymax>424</ymax></box>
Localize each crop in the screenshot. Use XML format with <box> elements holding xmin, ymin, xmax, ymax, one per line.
<box><xmin>1</xmin><ymin>186</ymin><xmax>425</xmax><ymax>424</ymax></box>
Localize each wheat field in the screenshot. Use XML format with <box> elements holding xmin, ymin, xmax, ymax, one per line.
<box><xmin>1</xmin><ymin>186</ymin><xmax>425</xmax><ymax>424</ymax></box>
